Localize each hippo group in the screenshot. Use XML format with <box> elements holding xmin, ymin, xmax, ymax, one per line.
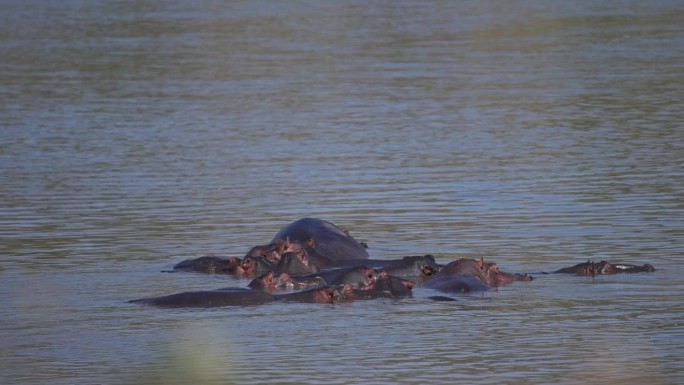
<box><xmin>131</xmin><ymin>218</ymin><xmax>655</xmax><ymax>307</ymax></box>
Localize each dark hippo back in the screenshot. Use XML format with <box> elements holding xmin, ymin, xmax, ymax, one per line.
<box><xmin>129</xmin><ymin>289</ymin><xmax>275</xmax><ymax>307</ymax></box>
<box><xmin>272</xmin><ymin>218</ymin><xmax>369</xmax><ymax>262</ymax></box>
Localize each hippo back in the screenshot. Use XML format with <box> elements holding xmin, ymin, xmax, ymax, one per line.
<box><xmin>272</xmin><ymin>218</ymin><xmax>369</xmax><ymax>262</ymax></box>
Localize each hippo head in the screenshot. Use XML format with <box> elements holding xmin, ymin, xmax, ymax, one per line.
<box><xmin>248</xmin><ymin>271</ymin><xmax>279</xmax><ymax>292</ymax></box>
<box><xmin>276</xmin><ymin>249</ymin><xmax>319</xmax><ymax>275</ymax></box>
<box><xmin>276</xmin><ymin>273</ymin><xmax>294</xmax><ymax>289</ymax></box>
<box><xmin>481</xmin><ymin>258</ymin><xmax>532</xmax><ymax>287</ymax></box>
<box><xmin>419</xmin><ymin>254</ymin><xmax>441</xmax><ymax>277</ymax></box>
<box><xmin>311</xmin><ymin>286</ymin><xmax>340</xmax><ymax>304</ymax></box>
<box><xmin>272</xmin><ymin>237</ymin><xmax>303</xmax><ymax>261</ymax></box>
<box><xmin>358</xmin><ymin>266</ymin><xmax>376</xmax><ymax>287</ymax></box>
<box><xmin>237</xmin><ymin>256</ymin><xmax>256</xmax><ymax>277</ymax></box>
<box><xmin>594</xmin><ymin>261</ymin><xmax>613</xmax><ymax>275</ymax></box>
<box><xmin>237</xmin><ymin>255</ymin><xmax>274</xmax><ymax>277</ymax></box>
<box><xmin>338</xmin><ymin>284</ymin><xmax>356</xmax><ymax>301</ymax></box>
<box><xmin>363</xmin><ymin>272</ymin><xmax>414</xmax><ymax>297</ymax></box>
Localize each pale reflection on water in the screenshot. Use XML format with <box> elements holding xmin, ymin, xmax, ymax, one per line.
<box><xmin>1</xmin><ymin>1</ymin><xmax>683</xmax><ymax>384</ymax></box>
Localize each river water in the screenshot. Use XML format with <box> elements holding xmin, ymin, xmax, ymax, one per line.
<box><xmin>1</xmin><ymin>1</ymin><xmax>683</xmax><ymax>384</ymax></box>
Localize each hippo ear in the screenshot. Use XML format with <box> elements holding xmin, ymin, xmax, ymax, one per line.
<box><xmin>306</xmin><ymin>238</ymin><xmax>315</xmax><ymax>248</ymax></box>
<box><xmin>489</xmin><ymin>263</ymin><xmax>500</xmax><ymax>274</ymax></box>
<box><xmin>479</xmin><ymin>257</ymin><xmax>485</xmax><ymax>270</ymax></box>
<box><xmin>241</xmin><ymin>258</ymin><xmax>253</xmax><ymax>269</ymax></box>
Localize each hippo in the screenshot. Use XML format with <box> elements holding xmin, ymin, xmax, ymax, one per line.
<box><xmin>275</xmin><ymin>273</ymin><xmax>327</xmax><ymax>290</ymax></box>
<box><xmin>247</xmin><ymin>271</ymin><xmax>281</xmax><ymax>292</ymax></box>
<box><xmin>271</xmin><ymin>218</ymin><xmax>369</xmax><ymax>263</ymax></box>
<box><xmin>247</xmin><ymin>271</ymin><xmax>329</xmax><ymax>293</ymax></box>
<box><xmin>274</xmin><ymin>286</ymin><xmax>341</xmax><ymax>303</ymax></box>
<box><xmin>292</xmin><ymin>266</ymin><xmax>376</xmax><ymax>289</ymax></box>
<box><xmin>423</xmin><ymin>275</ymin><xmax>491</xmax><ymax>293</ymax></box>
<box><xmin>432</xmin><ymin>258</ymin><xmax>532</xmax><ymax>288</ymax></box>
<box><xmin>130</xmin><ymin>285</ymin><xmax>343</xmax><ymax>307</ymax></box>
<box><xmin>371</xmin><ymin>255</ymin><xmax>441</xmax><ymax>280</ymax></box>
<box><xmin>172</xmin><ymin>256</ymin><xmax>241</xmax><ymax>274</ymax></box>
<box><xmin>129</xmin><ymin>288</ymin><xmax>276</xmax><ymax>307</ymax></box>
<box><xmin>275</xmin><ymin>249</ymin><xmax>320</xmax><ymax>275</ymax></box>
<box><xmin>245</xmin><ymin>238</ymin><xmax>303</xmax><ymax>263</ymax></box>
<box><xmin>342</xmin><ymin>273</ymin><xmax>414</xmax><ymax>300</ymax></box>
<box><xmin>236</xmin><ymin>255</ymin><xmax>276</xmax><ymax>277</ymax></box>
<box><xmin>330</xmin><ymin>255</ymin><xmax>441</xmax><ymax>281</ymax></box>
<box><xmin>554</xmin><ymin>260</ymin><xmax>656</xmax><ymax>276</ymax></box>
<box><xmin>609</xmin><ymin>262</ymin><xmax>656</xmax><ymax>273</ymax></box>
<box><xmin>237</xmin><ymin>249</ymin><xmax>320</xmax><ymax>277</ymax></box>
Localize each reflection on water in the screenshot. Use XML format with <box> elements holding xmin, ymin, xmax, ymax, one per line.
<box><xmin>1</xmin><ymin>1</ymin><xmax>683</xmax><ymax>384</ymax></box>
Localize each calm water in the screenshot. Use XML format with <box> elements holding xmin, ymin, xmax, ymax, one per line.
<box><xmin>1</xmin><ymin>1</ymin><xmax>683</xmax><ymax>384</ymax></box>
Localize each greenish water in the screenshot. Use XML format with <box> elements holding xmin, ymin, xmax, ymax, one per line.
<box><xmin>1</xmin><ymin>1</ymin><xmax>683</xmax><ymax>384</ymax></box>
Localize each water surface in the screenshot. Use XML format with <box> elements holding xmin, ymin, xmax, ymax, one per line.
<box><xmin>1</xmin><ymin>1</ymin><xmax>683</xmax><ymax>384</ymax></box>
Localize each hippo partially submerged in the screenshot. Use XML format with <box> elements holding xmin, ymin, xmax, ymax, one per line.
<box><xmin>150</xmin><ymin>218</ymin><xmax>659</xmax><ymax>309</ymax></box>
<box><xmin>129</xmin><ymin>286</ymin><xmax>341</xmax><ymax>307</ymax></box>
<box><xmin>433</xmin><ymin>258</ymin><xmax>532</xmax><ymax>288</ymax></box>
<box><xmin>272</xmin><ymin>217</ymin><xmax>369</xmax><ymax>263</ymax></box>
<box><xmin>172</xmin><ymin>256</ymin><xmax>241</xmax><ymax>274</ymax></box>
<box><xmin>554</xmin><ymin>260</ymin><xmax>656</xmax><ymax>276</ymax></box>
<box><xmin>422</xmin><ymin>258</ymin><xmax>532</xmax><ymax>295</ymax></box>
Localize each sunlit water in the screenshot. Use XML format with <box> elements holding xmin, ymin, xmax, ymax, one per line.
<box><xmin>1</xmin><ymin>1</ymin><xmax>683</xmax><ymax>384</ymax></box>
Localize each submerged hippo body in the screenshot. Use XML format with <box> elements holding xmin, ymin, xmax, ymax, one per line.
<box><xmin>294</xmin><ymin>266</ymin><xmax>376</xmax><ymax>288</ymax></box>
<box><xmin>555</xmin><ymin>260</ymin><xmax>656</xmax><ymax>276</ymax></box>
<box><xmin>129</xmin><ymin>288</ymin><xmax>276</xmax><ymax>308</ymax></box>
<box><xmin>272</xmin><ymin>218</ymin><xmax>369</xmax><ymax>263</ymax></box>
<box><xmin>423</xmin><ymin>275</ymin><xmax>490</xmax><ymax>293</ymax></box>
<box><xmin>131</xmin><ymin>286</ymin><xmax>341</xmax><ymax>307</ymax></box>
<box><xmin>173</xmin><ymin>256</ymin><xmax>241</xmax><ymax>274</ymax></box>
